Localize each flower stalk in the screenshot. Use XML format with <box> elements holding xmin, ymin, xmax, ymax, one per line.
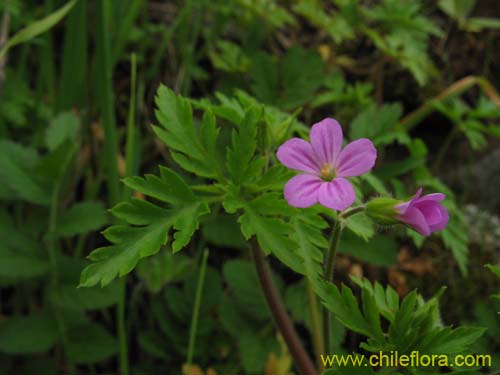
<box><xmin>322</xmin><ymin>220</ymin><xmax>343</xmax><ymax>355</ymax></box>
<box><xmin>322</xmin><ymin>204</ymin><xmax>365</xmax><ymax>354</ymax></box>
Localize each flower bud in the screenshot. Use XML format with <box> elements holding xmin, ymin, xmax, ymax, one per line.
<box><xmin>366</xmin><ymin>188</ymin><xmax>449</xmax><ymax>236</ymax></box>
<box><xmin>365</xmin><ymin>197</ymin><xmax>402</xmax><ymax>225</ymax></box>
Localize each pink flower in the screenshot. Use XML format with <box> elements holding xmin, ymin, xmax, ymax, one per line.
<box><xmin>396</xmin><ymin>188</ymin><xmax>449</xmax><ymax>236</ymax></box>
<box><xmin>276</xmin><ymin>118</ymin><xmax>377</xmax><ymax>211</ymax></box>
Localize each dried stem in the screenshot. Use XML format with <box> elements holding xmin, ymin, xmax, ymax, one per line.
<box><xmin>398</xmin><ymin>75</ymin><xmax>500</xmax><ymax>131</ymax></box>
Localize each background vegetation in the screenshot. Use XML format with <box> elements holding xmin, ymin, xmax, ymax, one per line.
<box><xmin>1</xmin><ymin>0</ymin><xmax>500</xmax><ymax>374</ymax></box>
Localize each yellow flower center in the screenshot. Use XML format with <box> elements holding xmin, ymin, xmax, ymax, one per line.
<box><xmin>320</xmin><ymin>163</ymin><xmax>336</xmax><ymax>181</ymax></box>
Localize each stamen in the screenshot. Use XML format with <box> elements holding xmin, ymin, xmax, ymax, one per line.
<box><xmin>321</xmin><ymin>163</ymin><xmax>332</xmax><ymax>179</ymax></box>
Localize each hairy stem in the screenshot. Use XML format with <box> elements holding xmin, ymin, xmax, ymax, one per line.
<box><xmin>339</xmin><ymin>205</ymin><xmax>366</xmax><ymax>220</ymax></box>
<box><xmin>322</xmin><ymin>221</ymin><xmax>343</xmax><ymax>355</ymax></box>
<box><xmin>250</xmin><ymin>239</ymin><xmax>316</xmax><ymax>375</ymax></box>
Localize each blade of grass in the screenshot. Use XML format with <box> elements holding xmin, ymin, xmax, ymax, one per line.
<box><xmin>46</xmin><ymin>143</ymin><xmax>78</xmax><ymax>375</ymax></box>
<box><xmin>124</xmin><ymin>52</ymin><xmax>139</xmax><ymax>189</ymax></box>
<box><xmin>179</xmin><ymin>0</ymin><xmax>205</xmax><ymax>95</ymax></box>
<box><xmin>58</xmin><ymin>0</ymin><xmax>88</xmax><ymax>110</ymax></box>
<box><xmin>111</xmin><ymin>0</ymin><xmax>144</xmax><ymax>67</ymax></box>
<box><xmin>0</xmin><ymin>0</ymin><xmax>77</xmax><ymax>60</ymax></box>
<box><xmin>146</xmin><ymin>3</ymin><xmax>190</xmax><ymax>82</ymax></box>
<box><xmin>94</xmin><ymin>2</ymin><xmax>128</xmax><ymax>374</ymax></box>
<box><xmin>37</xmin><ymin>0</ymin><xmax>56</xmax><ymax>102</ymax></box>
<box><xmin>186</xmin><ymin>248</ymin><xmax>210</xmax><ymax>373</ymax></box>
<box><xmin>95</xmin><ymin>0</ymin><xmax>120</xmax><ymax>205</ymax></box>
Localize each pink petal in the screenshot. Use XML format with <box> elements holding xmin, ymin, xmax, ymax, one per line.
<box><xmin>396</xmin><ymin>188</ymin><xmax>423</xmax><ymax>214</ymax></box>
<box><xmin>317</xmin><ymin>177</ymin><xmax>355</xmax><ymax>211</ymax></box>
<box><xmin>416</xmin><ymin>202</ymin><xmax>443</xmax><ymax>226</ymax></box>
<box><xmin>413</xmin><ymin>188</ymin><xmax>423</xmax><ymax>200</ymax></box>
<box><xmin>284</xmin><ymin>174</ymin><xmax>322</xmax><ymax>208</ymax></box>
<box><xmin>309</xmin><ymin>118</ymin><xmax>343</xmax><ymax>165</ymax></box>
<box><xmin>277</xmin><ymin>138</ymin><xmax>319</xmax><ymax>174</ymax></box>
<box><xmin>413</xmin><ymin>193</ymin><xmax>448</xmax><ymax>232</ymax></box>
<box><xmin>399</xmin><ymin>207</ymin><xmax>431</xmax><ymax>236</ymax></box>
<box><xmin>336</xmin><ymin>138</ymin><xmax>377</xmax><ymax>177</ymax></box>
<box><xmin>415</xmin><ymin>193</ymin><xmax>445</xmax><ymax>204</ymax></box>
<box><xmin>427</xmin><ymin>205</ymin><xmax>449</xmax><ymax>232</ymax></box>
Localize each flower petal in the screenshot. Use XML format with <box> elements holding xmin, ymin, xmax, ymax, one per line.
<box><xmin>276</xmin><ymin>138</ymin><xmax>319</xmax><ymax>173</ymax></box>
<box><xmin>336</xmin><ymin>138</ymin><xmax>377</xmax><ymax>177</ymax></box>
<box><xmin>416</xmin><ymin>202</ymin><xmax>443</xmax><ymax>225</ymax></box>
<box><xmin>429</xmin><ymin>205</ymin><xmax>449</xmax><ymax>232</ymax></box>
<box><xmin>416</xmin><ymin>202</ymin><xmax>449</xmax><ymax>232</ymax></box>
<box><xmin>399</xmin><ymin>207</ymin><xmax>431</xmax><ymax>236</ymax></box>
<box><xmin>284</xmin><ymin>174</ymin><xmax>322</xmax><ymax>208</ymax></box>
<box><xmin>415</xmin><ymin>193</ymin><xmax>445</xmax><ymax>203</ymax></box>
<box><xmin>396</xmin><ymin>188</ymin><xmax>423</xmax><ymax>214</ymax></box>
<box><xmin>309</xmin><ymin>118</ymin><xmax>343</xmax><ymax>165</ymax></box>
<box><xmin>318</xmin><ymin>177</ymin><xmax>355</xmax><ymax>211</ymax></box>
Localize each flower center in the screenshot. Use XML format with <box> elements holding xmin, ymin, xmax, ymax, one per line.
<box><xmin>320</xmin><ymin>163</ymin><xmax>336</xmax><ymax>181</ymax></box>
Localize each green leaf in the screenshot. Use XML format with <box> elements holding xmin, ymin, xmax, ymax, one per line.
<box><xmin>250</xmin><ymin>48</ymin><xmax>324</xmax><ymax>109</ymax></box>
<box><xmin>0</xmin><ymin>312</ymin><xmax>58</xmax><ymax>353</ymax></box>
<box><xmin>45</xmin><ymin>111</ymin><xmax>80</xmax><ymax>151</ymax></box>
<box><xmin>209</xmin><ymin>40</ymin><xmax>250</xmax><ymax>73</ymax></box>
<box><xmin>361</xmin><ymin>288</ymin><xmax>385</xmax><ymax>343</ymax></box>
<box><xmin>136</xmin><ymin>250</ymin><xmax>191</xmax><ymax>293</ymax></box>
<box><xmin>201</xmin><ymin>214</ymin><xmax>247</xmax><ymax>249</ymax></box>
<box><xmin>418</xmin><ymin>326</ymin><xmax>486</xmax><ymax>354</ymax></box>
<box><xmin>239</xmin><ymin>332</ymin><xmax>279</xmax><ymax>374</ymax></box>
<box><xmin>291</xmin><ymin>209</ymin><xmax>328</xmax><ymax>290</ymax></box>
<box><xmin>79</xmin><ymin>167</ymin><xmax>209</xmax><ymax>287</ymax></box>
<box><xmin>320</xmin><ymin>283</ymin><xmax>374</xmax><ymax>338</ymax></box>
<box><xmin>0</xmin><ymin>0</ymin><xmax>78</xmax><ymax>60</ymax></box>
<box><xmin>438</xmin><ymin>0</ymin><xmax>475</xmax><ymax>22</ymax></box>
<box><xmin>0</xmin><ymin>140</ymin><xmax>50</xmax><ymax>205</ymax></box>
<box><xmin>66</xmin><ymin>322</ymin><xmax>118</xmax><ymax>364</ymax></box>
<box><xmin>441</xmin><ymin>214</ymin><xmax>469</xmax><ymax>275</ymax></box>
<box><xmin>486</xmin><ymin>264</ymin><xmax>500</xmax><ymax>280</ymax></box>
<box><xmin>50</xmin><ymin>282</ymin><xmax>120</xmax><ymax>310</ymax></box>
<box><xmin>0</xmin><ymin>210</ymin><xmax>49</xmax><ymax>279</ymax></box>
<box><xmin>351</xmin><ymin>276</ymin><xmax>399</xmax><ymax>322</ymax></box>
<box><xmin>249</xmin><ymin>52</ymin><xmax>279</xmax><ymax>106</ymax></box>
<box><xmin>467</xmin><ymin>17</ymin><xmax>500</xmax><ymax>31</ymax></box>
<box><xmin>340</xmin><ymin>231</ymin><xmax>398</xmax><ymax>267</ymax></box>
<box><xmin>388</xmin><ymin>290</ymin><xmax>418</xmax><ymax>350</ymax></box>
<box><xmin>280</xmin><ymin>47</ymin><xmax>324</xmax><ymax>109</ymax></box>
<box><xmin>54</xmin><ymin>201</ymin><xmax>108</xmax><ymax>237</ymax></box>
<box><xmin>223</xmin><ymin>260</ymin><xmax>273</xmax><ymax>320</ymax></box>
<box><xmin>226</xmin><ymin>106</ymin><xmax>262</xmax><ymax>184</ymax></box>
<box><xmin>293</xmin><ymin>0</ymin><xmax>356</xmax><ymax>44</ymax></box>
<box><xmin>237</xmin><ymin>194</ymin><xmax>304</xmax><ymax>274</ymax></box>
<box><xmin>285</xmin><ymin>280</ymin><xmax>346</xmax><ymax>351</ymax></box>
<box><xmin>344</xmin><ymin>213</ymin><xmax>375</xmax><ymax>241</ymax></box>
<box><xmin>153</xmin><ymin>85</ymin><xmax>220</xmax><ymax>178</ymax></box>
<box><xmin>138</xmin><ymin>330</ymin><xmax>169</xmax><ymax>359</ymax></box>
<box><xmin>123</xmin><ymin>166</ymin><xmax>197</xmax><ymax>205</ymax></box>
<box><xmin>350</xmin><ymin>103</ymin><xmax>404</xmax><ymax>146</ymax></box>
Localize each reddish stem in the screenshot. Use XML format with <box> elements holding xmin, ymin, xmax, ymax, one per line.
<box><xmin>250</xmin><ymin>239</ymin><xmax>317</xmax><ymax>375</ymax></box>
